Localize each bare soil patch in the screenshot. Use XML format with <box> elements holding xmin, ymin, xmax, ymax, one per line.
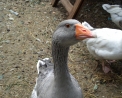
<box><xmin>0</xmin><ymin>0</ymin><xmax>122</xmax><ymax>98</ymax></box>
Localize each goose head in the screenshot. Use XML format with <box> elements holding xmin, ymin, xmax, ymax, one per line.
<box><xmin>52</xmin><ymin>19</ymin><xmax>94</xmax><ymax>47</ymax></box>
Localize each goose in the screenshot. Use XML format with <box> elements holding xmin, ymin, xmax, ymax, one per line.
<box><xmin>102</xmin><ymin>4</ymin><xmax>122</xmax><ymax>29</ymax></box>
<box><xmin>31</xmin><ymin>19</ymin><xmax>94</xmax><ymax>98</ymax></box>
<box><xmin>82</xmin><ymin>21</ymin><xmax>122</xmax><ymax>73</ymax></box>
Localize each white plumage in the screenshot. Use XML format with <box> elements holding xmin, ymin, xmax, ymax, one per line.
<box><xmin>102</xmin><ymin>4</ymin><xmax>122</xmax><ymax>29</ymax></box>
<box><xmin>82</xmin><ymin>21</ymin><xmax>122</xmax><ymax>73</ymax></box>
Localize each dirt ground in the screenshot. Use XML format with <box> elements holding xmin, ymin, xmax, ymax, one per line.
<box><xmin>0</xmin><ymin>0</ymin><xmax>122</xmax><ymax>98</ymax></box>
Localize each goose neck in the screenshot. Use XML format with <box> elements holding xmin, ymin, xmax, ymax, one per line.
<box><xmin>52</xmin><ymin>41</ymin><xmax>71</xmax><ymax>82</ymax></box>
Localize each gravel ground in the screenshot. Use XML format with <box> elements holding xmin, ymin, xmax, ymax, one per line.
<box><xmin>0</xmin><ymin>0</ymin><xmax>122</xmax><ymax>98</ymax></box>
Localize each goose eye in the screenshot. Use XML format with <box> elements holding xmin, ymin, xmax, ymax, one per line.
<box><xmin>65</xmin><ymin>24</ymin><xmax>70</xmax><ymax>28</ymax></box>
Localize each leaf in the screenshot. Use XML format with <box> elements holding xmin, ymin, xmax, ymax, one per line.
<box><xmin>0</xmin><ymin>74</ymin><xmax>3</xmax><ymax>80</ymax></box>
<box><xmin>18</xmin><ymin>75</ymin><xmax>21</xmax><ymax>79</ymax></box>
<box><xmin>93</xmin><ymin>84</ymin><xmax>98</xmax><ymax>91</ymax></box>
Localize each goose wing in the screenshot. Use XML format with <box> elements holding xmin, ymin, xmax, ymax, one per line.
<box><xmin>31</xmin><ymin>58</ymin><xmax>53</xmax><ymax>98</ymax></box>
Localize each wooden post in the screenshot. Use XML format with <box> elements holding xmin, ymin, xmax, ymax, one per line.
<box><xmin>60</xmin><ymin>0</ymin><xmax>73</xmax><ymax>13</ymax></box>
<box><xmin>51</xmin><ymin>0</ymin><xmax>60</xmax><ymax>7</ymax></box>
<box><xmin>51</xmin><ymin>0</ymin><xmax>84</xmax><ymax>19</ymax></box>
<box><xmin>68</xmin><ymin>0</ymin><xmax>84</xmax><ymax>19</ymax></box>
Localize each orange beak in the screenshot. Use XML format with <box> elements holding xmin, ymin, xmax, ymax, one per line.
<box><xmin>75</xmin><ymin>24</ymin><xmax>94</xmax><ymax>40</ymax></box>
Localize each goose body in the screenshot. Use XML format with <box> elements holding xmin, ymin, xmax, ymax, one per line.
<box><xmin>102</xmin><ymin>4</ymin><xmax>122</xmax><ymax>29</ymax></box>
<box><xmin>31</xmin><ymin>19</ymin><xmax>94</xmax><ymax>98</ymax></box>
<box><xmin>82</xmin><ymin>21</ymin><xmax>122</xmax><ymax>73</ymax></box>
<box><xmin>32</xmin><ymin>58</ymin><xmax>82</xmax><ymax>98</ymax></box>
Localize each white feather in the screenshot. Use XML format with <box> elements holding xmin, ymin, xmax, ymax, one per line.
<box><xmin>82</xmin><ymin>22</ymin><xmax>122</xmax><ymax>60</ymax></box>
<box><xmin>81</xmin><ymin>21</ymin><xmax>94</xmax><ymax>29</ymax></box>
<box><xmin>31</xmin><ymin>78</ymin><xmax>38</xmax><ymax>98</ymax></box>
<box><xmin>37</xmin><ymin>60</ymin><xmax>45</xmax><ymax>74</ymax></box>
<box><xmin>102</xmin><ymin>4</ymin><xmax>122</xmax><ymax>29</ymax></box>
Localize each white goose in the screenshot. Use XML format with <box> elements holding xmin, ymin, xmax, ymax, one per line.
<box><xmin>102</xmin><ymin>4</ymin><xmax>122</xmax><ymax>29</ymax></box>
<box><xmin>31</xmin><ymin>19</ymin><xmax>94</xmax><ymax>98</ymax></box>
<box><xmin>82</xmin><ymin>21</ymin><xmax>122</xmax><ymax>73</ymax></box>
